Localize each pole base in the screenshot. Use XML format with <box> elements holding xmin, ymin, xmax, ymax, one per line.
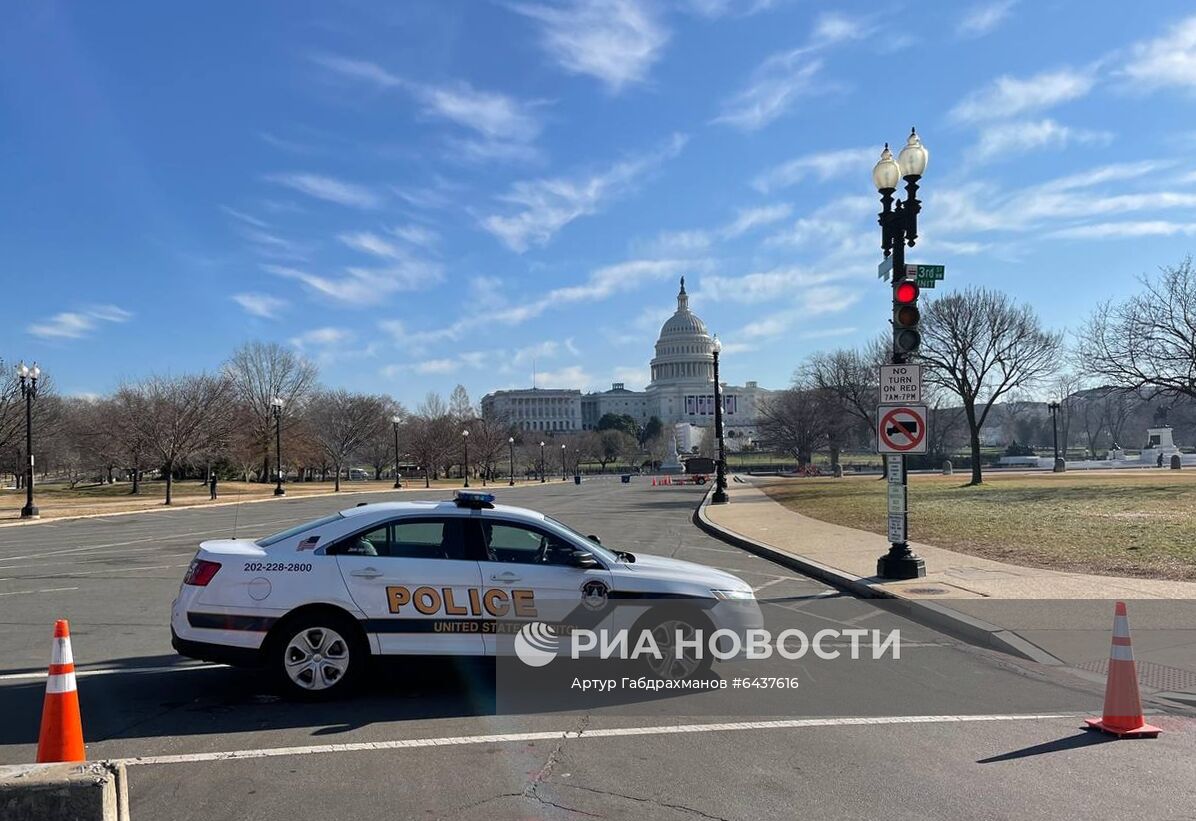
<box><xmin>711</xmin><ymin>489</ymin><xmax>728</xmax><ymax>504</ymax></box>
<box><xmin>1053</xmin><ymin>458</ymin><xmax>1066</xmax><ymax>473</ymax></box>
<box><xmin>877</xmin><ymin>551</ymin><xmax>925</xmax><ymax>579</ymax></box>
<box><xmin>20</xmin><ymin>505</ymin><xmax>40</xmax><ymax>519</ymax></box>
<box><xmin>508</xmin><ymin>480</ymin><xmax>515</xmax><ymax>486</ymax></box>
<box><xmin>394</xmin><ymin>482</ymin><xmax>402</xmax><ymax>489</ymax></box>
<box><xmin>273</xmin><ymin>488</ymin><xmax>285</xmax><ymax>496</ymax></box>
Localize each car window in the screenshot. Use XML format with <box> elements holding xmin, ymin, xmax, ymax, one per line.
<box><xmin>342</xmin><ymin>526</ymin><xmax>388</xmax><ymax>557</ymax></box>
<box><xmin>480</xmin><ymin>521</ymin><xmax>577</xmax><ymax>565</ymax></box>
<box><xmin>255</xmin><ymin>513</ymin><xmax>344</xmax><ymax>547</ymax></box>
<box><xmin>392</xmin><ymin>517</ymin><xmax>470</xmax><ymax>560</ymax></box>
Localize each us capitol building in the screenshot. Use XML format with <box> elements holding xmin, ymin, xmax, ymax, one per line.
<box><xmin>481</xmin><ymin>278</ymin><xmax>773</xmax><ymax>449</ymax></box>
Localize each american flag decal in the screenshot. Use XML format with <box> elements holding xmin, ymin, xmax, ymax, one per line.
<box><xmin>297</xmin><ymin>535</ymin><xmax>320</xmax><ymax>551</ymax></box>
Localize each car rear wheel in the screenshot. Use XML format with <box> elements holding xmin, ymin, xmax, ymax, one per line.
<box><xmin>270</xmin><ymin>612</ymin><xmax>365</xmax><ymax>700</ymax></box>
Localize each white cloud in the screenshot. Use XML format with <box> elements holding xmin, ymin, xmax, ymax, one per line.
<box><xmin>481</xmin><ymin>133</ymin><xmax>687</xmax><ymax>251</ymax></box>
<box><xmin>811</xmin><ymin>12</ymin><xmax>873</xmax><ymax>45</ymax></box>
<box><xmin>956</xmin><ymin>0</ymin><xmax>1017</xmax><ymax>38</ymax></box>
<box><xmin>232</xmin><ymin>293</ymin><xmax>287</xmax><ymax>319</ymax></box>
<box><xmin>536</xmin><ymin>365</ymin><xmax>594</xmax><ymax>389</ymax></box>
<box><xmin>1123</xmin><ymin>15</ymin><xmax>1196</xmax><ymax>91</ymax></box>
<box><xmin>510</xmin><ymin>0</ymin><xmax>669</xmax><ymax>93</ymax></box>
<box><xmin>681</xmin><ymin>0</ymin><xmax>777</xmax><ymax>18</ymax></box>
<box><xmin>974</xmin><ymin>119</ymin><xmax>1113</xmax><ymax>161</ymax></box>
<box><xmin>390</xmin><ymin>223</ymin><xmax>440</xmax><ymax>249</ymax></box>
<box><xmin>414</xmin><ymin>358</ymin><xmax>459</xmax><ymax>375</ymax></box>
<box><xmin>264</xmin><ymin>172</ymin><xmax>381</xmax><ymax>209</ymax></box>
<box><xmin>720</xmin><ymin>204</ymin><xmax>793</xmax><ymax>238</ymax></box>
<box><xmin>28</xmin><ymin>305</ymin><xmax>132</xmax><ymax>340</ymax></box>
<box><xmin>265</xmin><ymin>255</ymin><xmax>442</xmax><ymax>305</ymax></box>
<box><xmin>700</xmin><ymin>266</ymin><xmax>837</xmax><ymax>304</ymax></box>
<box><xmin>712</xmin><ymin>53</ymin><xmax>824</xmax><ymax>131</ymax></box>
<box><xmin>1049</xmin><ymin>220</ymin><xmax>1196</xmax><ymax>239</ymax></box>
<box><xmin>950</xmin><ymin>68</ymin><xmax>1096</xmax><ymax>124</ymax></box>
<box><xmin>338</xmin><ymin>231</ymin><xmax>403</xmax><ymax>259</ymax></box>
<box><xmin>221</xmin><ymin>206</ymin><xmax>270</xmax><ymax>229</ymax></box>
<box><xmin>752</xmin><ymin>147</ymin><xmax>875</xmax><ymax>193</ymax></box>
<box><xmin>291</xmin><ymin>327</ymin><xmax>353</xmax><ymax>349</ymax></box>
<box><xmin>513</xmin><ymin>340</ymin><xmax>560</xmax><ymax>365</ymax></box>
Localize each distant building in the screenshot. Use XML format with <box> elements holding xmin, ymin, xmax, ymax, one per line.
<box><xmin>482</xmin><ymin>278</ymin><xmax>773</xmax><ymax>442</ymax></box>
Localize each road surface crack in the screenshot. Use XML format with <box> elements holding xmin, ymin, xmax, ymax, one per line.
<box><xmin>560</xmin><ymin>784</ymin><xmax>734</xmax><ymax>820</ymax></box>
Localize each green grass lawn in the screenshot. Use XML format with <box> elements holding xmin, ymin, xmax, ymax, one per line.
<box><xmin>759</xmin><ymin>471</ymin><xmax>1196</xmax><ymax>581</ymax></box>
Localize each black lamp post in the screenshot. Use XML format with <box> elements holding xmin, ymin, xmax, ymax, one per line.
<box><xmin>711</xmin><ymin>336</ymin><xmax>729</xmax><ymax>505</ymax></box>
<box><xmin>17</xmin><ymin>362</ymin><xmax>40</xmax><ymax>519</ymax></box>
<box><xmin>462</xmin><ymin>429</ymin><xmax>470</xmax><ymax>488</ymax></box>
<box><xmin>561</xmin><ymin>444</ymin><xmax>567</xmax><ymax>481</ymax></box>
<box><xmin>270</xmin><ymin>397</ymin><xmax>285</xmax><ymax>496</ymax></box>
<box><xmin>539</xmin><ymin>441</ymin><xmax>546</xmax><ymax>483</ymax></box>
<box><xmin>508</xmin><ymin>437</ymin><xmax>515</xmax><ymax>486</ymax></box>
<box><xmin>392</xmin><ymin>415</ymin><xmax>403</xmax><ymax>488</ymax></box>
<box><xmin>873</xmin><ymin>128</ymin><xmax>929</xmax><ymax>580</ymax></box>
<box><xmin>1048</xmin><ymin>401</ymin><xmax>1065</xmax><ymax>473</ymax></box>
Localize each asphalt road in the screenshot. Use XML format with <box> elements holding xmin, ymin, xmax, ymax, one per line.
<box><xmin>1</xmin><ymin>478</ymin><xmax>1193</xmax><ymax>820</ymax></box>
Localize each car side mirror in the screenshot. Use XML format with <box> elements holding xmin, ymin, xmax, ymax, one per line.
<box><xmin>587</xmin><ymin>534</ymin><xmax>601</xmax><ymax>544</ymax></box>
<box><xmin>570</xmin><ymin>549</ymin><xmax>599</xmax><ymax>569</ymax></box>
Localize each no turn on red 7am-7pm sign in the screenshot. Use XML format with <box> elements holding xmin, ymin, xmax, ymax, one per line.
<box><xmin>877</xmin><ymin>405</ymin><xmax>928</xmax><ymax>454</ymax></box>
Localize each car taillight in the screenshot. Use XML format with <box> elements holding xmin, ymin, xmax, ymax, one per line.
<box><xmin>183</xmin><ymin>559</ymin><xmax>221</xmax><ymax>586</ymax></box>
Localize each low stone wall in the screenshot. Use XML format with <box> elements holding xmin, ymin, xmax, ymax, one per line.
<box><xmin>0</xmin><ymin>761</ymin><xmax>130</xmax><ymax>820</ymax></box>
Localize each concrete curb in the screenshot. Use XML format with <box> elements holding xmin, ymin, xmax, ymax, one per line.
<box><xmin>692</xmin><ymin>490</ymin><xmax>1063</xmax><ymax>666</ymax></box>
<box><xmin>0</xmin><ymin>761</ymin><xmax>130</xmax><ymax>820</ymax></box>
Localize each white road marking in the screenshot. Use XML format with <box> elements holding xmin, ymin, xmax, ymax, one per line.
<box><xmin>117</xmin><ymin>713</ymin><xmax>1077</xmax><ymax>767</ymax></box>
<box><xmin>0</xmin><ymin>586</ymin><xmax>79</xmax><ymax>597</ymax></box>
<box><xmin>0</xmin><ymin>662</ymin><xmax>224</xmax><ymax>682</ymax></box>
<box><xmin>751</xmin><ymin>577</ymin><xmax>789</xmax><ymax>594</ymax></box>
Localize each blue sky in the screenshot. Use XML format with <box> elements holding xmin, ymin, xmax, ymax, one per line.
<box><xmin>4</xmin><ymin>0</ymin><xmax>1196</xmax><ymax>406</ymax></box>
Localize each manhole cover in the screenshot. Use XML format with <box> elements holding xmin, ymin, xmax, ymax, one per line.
<box><xmin>903</xmin><ymin>587</ymin><xmax>949</xmax><ymax>595</ymax></box>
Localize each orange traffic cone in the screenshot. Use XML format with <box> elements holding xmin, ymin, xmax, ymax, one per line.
<box><xmin>651</xmin><ymin>477</ymin><xmax>657</xmax><ymax>486</ymax></box>
<box><xmin>1085</xmin><ymin>602</ymin><xmax>1161</xmax><ymax>738</ymax></box>
<box><xmin>36</xmin><ymin>619</ymin><xmax>86</xmax><ymax>762</ymax></box>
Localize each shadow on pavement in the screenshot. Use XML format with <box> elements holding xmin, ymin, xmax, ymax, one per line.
<box><xmin>977</xmin><ymin>730</ymin><xmax>1115</xmax><ymax>763</ymax></box>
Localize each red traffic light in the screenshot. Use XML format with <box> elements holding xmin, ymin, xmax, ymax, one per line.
<box><xmin>895</xmin><ymin>280</ymin><xmax>919</xmax><ymax>304</ymax></box>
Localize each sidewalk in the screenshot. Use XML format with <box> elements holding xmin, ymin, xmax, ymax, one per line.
<box><xmin>699</xmin><ymin>480</ymin><xmax>1196</xmax><ymax>703</ymax></box>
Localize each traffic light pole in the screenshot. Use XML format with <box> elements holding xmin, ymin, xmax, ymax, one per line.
<box><xmin>876</xmin><ymin>166</ymin><xmax>926</xmax><ymax>581</ymax></box>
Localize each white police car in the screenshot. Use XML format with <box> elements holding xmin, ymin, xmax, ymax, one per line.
<box><xmin>171</xmin><ymin>491</ymin><xmax>761</xmax><ymax>698</ymax></box>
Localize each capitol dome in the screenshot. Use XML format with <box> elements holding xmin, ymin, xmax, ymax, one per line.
<box><xmin>649</xmin><ymin>277</ymin><xmax>715</xmax><ymax>386</ymax></box>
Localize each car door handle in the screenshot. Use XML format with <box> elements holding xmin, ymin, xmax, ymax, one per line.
<box><xmin>350</xmin><ymin>568</ymin><xmax>383</xmax><ymax>579</ymax></box>
<box><xmin>490</xmin><ymin>571</ymin><xmax>522</xmax><ymax>583</ymax></box>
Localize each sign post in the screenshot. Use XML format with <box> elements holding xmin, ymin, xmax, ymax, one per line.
<box><xmin>876</xmin><ymin>404</ymin><xmax>928</xmax><ymax>579</ymax></box>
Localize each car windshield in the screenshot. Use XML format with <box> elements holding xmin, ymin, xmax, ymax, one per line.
<box><xmin>255</xmin><ymin>513</ymin><xmax>344</xmax><ymax>547</ymax></box>
<box><xmin>544</xmin><ymin>516</ymin><xmax>623</xmax><ymax>563</ymax></box>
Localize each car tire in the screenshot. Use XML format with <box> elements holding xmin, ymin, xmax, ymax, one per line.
<box><xmin>631</xmin><ymin>607</ymin><xmax>715</xmax><ymax>682</ymax></box>
<box><xmin>268</xmin><ymin>610</ymin><xmax>367</xmax><ymax>701</ymax></box>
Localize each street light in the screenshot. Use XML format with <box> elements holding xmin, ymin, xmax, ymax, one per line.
<box><xmin>392</xmin><ymin>415</ymin><xmax>403</xmax><ymax>488</ymax></box>
<box><xmin>16</xmin><ymin>362</ymin><xmax>40</xmax><ymax>518</ymax></box>
<box><xmin>462</xmin><ymin>429</ymin><xmax>470</xmax><ymax>488</ymax></box>
<box><xmin>271</xmin><ymin>397</ymin><xmax>285</xmax><ymax>496</ymax></box>
<box><xmin>1048</xmin><ymin>401</ymin><xmax>1065</xmax><ymax>473</ymax></box>
<box><xmin>508</xmin><ymin>437</ymin><xmax>515</xmax><ymax>486</ymax></box>
<box><xmin>561</xmin><ymin>443</ymin><xmax>567</xmax><ymax>481</ymax></box>
<box><xmin>539</xmin><ymin>441</ymin><xmax>546</xmax><ymax>483</ymax></box>
<box><xmin>873</xmin><ymin>127</ymin><xmax>929</xmax><ymax>581</ymax></box>
<box><xmin>711</xmin><ymin>336</ymin><xmax>729</xmax><ymax>505</ymax></box>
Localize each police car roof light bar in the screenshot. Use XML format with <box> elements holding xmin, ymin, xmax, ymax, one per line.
<box><xmin>454</xmin><ymin>490</ymin><xmax>496</xmax><ymax>509</ymax></box>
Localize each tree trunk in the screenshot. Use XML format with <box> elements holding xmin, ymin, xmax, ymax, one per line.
<box><xmin>262</xmin><ymin>452</ymin><xmax>271</xmax><ymax>484</ymax></box>
<box><xmin>424</xmin><ymin>466</ymin><xmax>431</xmax><ymax>488</ymax></box>
<box><xmin>164</xmin><ymin>465</ymin><xmax>174</xmax><ymax>505</ymax></box>
<box><xmin>334</xmin><ymin>464</ymin><xmax>341</xmax><ymax>492</ymax></box>
<box><xmin>964</xmin><ymin>404</ymin><xmax>983</xmax><ymax>485</ymax></box>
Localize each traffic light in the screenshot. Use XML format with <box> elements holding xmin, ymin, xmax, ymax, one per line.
<box><xmin>892</xmin><ymin>276</ymin><xmax>920</xmax><ymax>362</ymax></box>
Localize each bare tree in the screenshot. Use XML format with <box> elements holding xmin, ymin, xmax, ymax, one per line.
<box><xmin>595</xmin><ymin>429</ymin><xmax>637</xmax><ymax>472</ymax></box>
<box><xmin>918</xmin><ymin>287</ymin><xmax>1061</xmax><ymax>484</ymax></box>
<box><xmin>449</xmin><ymin>384</ymin><xmax>474</xmax><ymax>422</ymax></box>
<box><xmin>305</xmin><ymin>390</ymin><xmax>389</xmax><ymax>492</ymax></box>
<box><xmin>225</xmin><ymin>341</ymin><xmax>319</xmax><ymax>482</ymax></box>
<box><xmin>803</xmin><ymin>336</ymin><xmax>887</xmax><ymax>432</ymax></box>
<box><xmin>756</xmin><ymin>387</ymin><xmax>828</xmax><ymax>468</ymax></box>
<box><xmin>1077</xmin><ymin>258</ymin><xmax>1196</xmax><ymax>401</ymax></box>
<box><xmin>406</xmin><ymin>393</ymin><xmax>456</xmax><ymax>488</ymax></box>
<box><xmin>124</xmin><ymin>374</ymin><xmax>235</xmax><ymax>504</ymax></box>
